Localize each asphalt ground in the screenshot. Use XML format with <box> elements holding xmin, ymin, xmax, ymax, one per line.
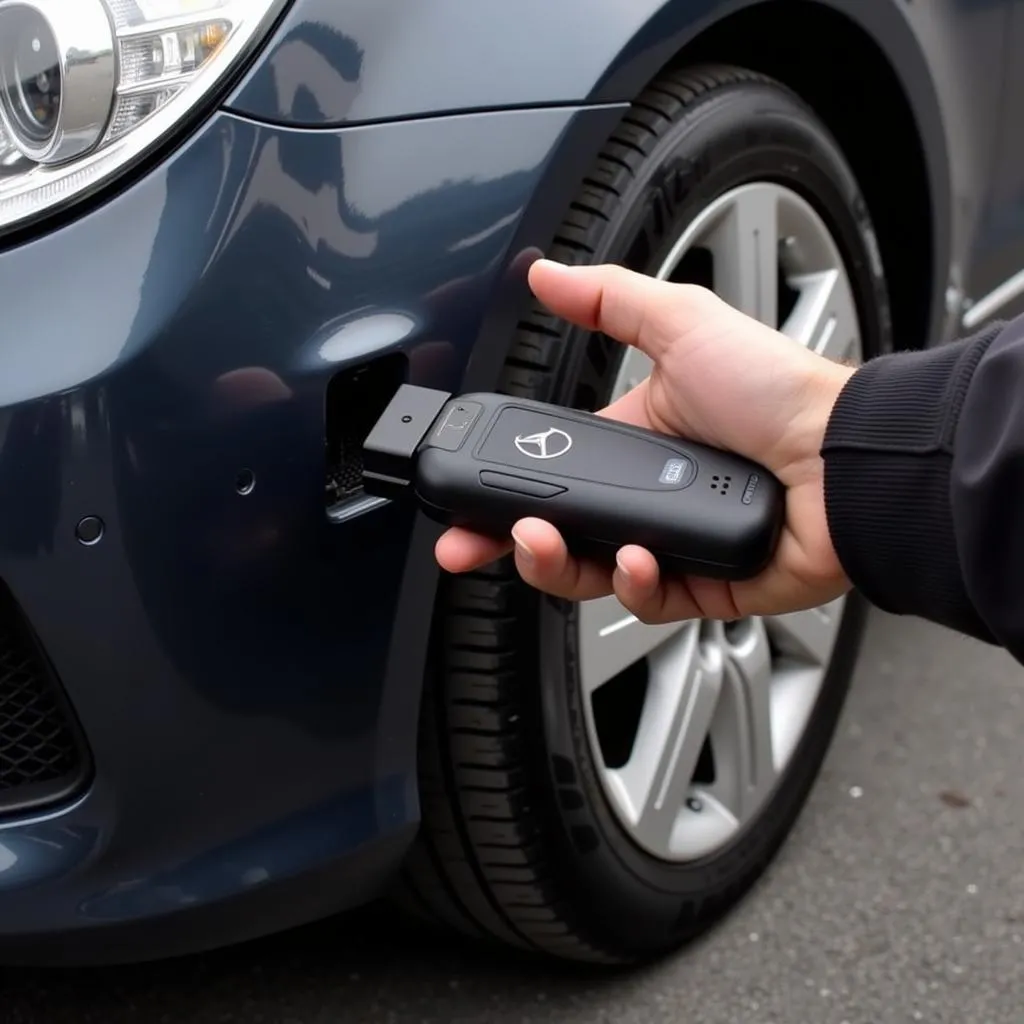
<box><xmin>4</xmin><ymin>608</ymin><xmax>1023</xmax><ymax>1023</ymax></box>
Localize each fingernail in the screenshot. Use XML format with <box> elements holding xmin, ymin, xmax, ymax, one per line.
<box><xmin>615</xmin><ymin>550</ymin><xmax>632</xmax><ymax>583</ymax></box>
<box><xmin>511</xmin><ymin>525</ymin><xmax>534</xmax><ymax>564</ymax></box>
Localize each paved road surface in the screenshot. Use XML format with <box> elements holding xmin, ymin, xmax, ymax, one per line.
<box><xmin>4</xmin><ymin>610</ymin><xmax>1024</xmax><ymax>1023</ymax></box>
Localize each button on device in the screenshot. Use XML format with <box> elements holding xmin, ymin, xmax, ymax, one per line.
<box><xmin>741</xmin><ymin>473</ymin><xmax>761</xmax><ymax>505</ymax></box>
<box><xmin>659</xmin><ymin>457</ymin><xmax>693</xmax><ymax>486</ymax></box>
<box><xmin>479</xmin><ymin>471</ymin><xmax>567</xmax><ymax>499</ymax></box>
<box><xmin>430</xmin><ymin>400</ymin><xmax>484</xmax><ymax>452</ymax></box>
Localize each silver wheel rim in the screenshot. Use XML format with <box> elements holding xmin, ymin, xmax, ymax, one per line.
<box><xmin>578</xmin><ymin>182</ymin><xmax>862</xmax><ymax>863</ymax></box>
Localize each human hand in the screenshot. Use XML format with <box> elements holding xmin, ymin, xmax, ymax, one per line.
<box><xmin>434</xmin><ymin>258</ymin><xmax>856</xmax><ymax>623</ymax></box>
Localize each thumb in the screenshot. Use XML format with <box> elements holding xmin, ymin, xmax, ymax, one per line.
<box><xmin>527</xmin><ymin>259</ymin><xmax>704</xmax><ymax>360</ymax></box>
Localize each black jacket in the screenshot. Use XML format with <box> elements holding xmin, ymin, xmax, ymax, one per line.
<box><xmin>822</xmin><ymin>316</ymin><xmax>1024</xmax><ymax>662</ymax></box>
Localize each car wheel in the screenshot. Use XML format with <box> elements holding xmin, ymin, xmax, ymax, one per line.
<box><xmin>400</xmin><ymin>63</ymin><xmax>892</xmax><ymax>964</ymax></box>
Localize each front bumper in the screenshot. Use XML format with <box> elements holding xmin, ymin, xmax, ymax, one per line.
<box><xmin>0</xmin><ymin>101</ymin><xmax>625</xmax><ymax>963</ymax></box>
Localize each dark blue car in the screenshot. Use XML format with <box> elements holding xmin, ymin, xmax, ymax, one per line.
<box><xmin>0</xmin><ymin>0</ymin><xmax>1020</xmax><ymax>967</ymax></box>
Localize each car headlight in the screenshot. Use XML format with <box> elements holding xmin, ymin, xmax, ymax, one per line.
<box><xmin>0</xmin><ymin>0</ymin><xmax>287</xmax><ymax>238</ymax></box>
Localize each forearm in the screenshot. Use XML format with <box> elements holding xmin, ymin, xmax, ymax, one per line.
<box><xmin>820</xmin><ymin>319</ymin><xmax>1015</xmax><ymax>653</ymax></box>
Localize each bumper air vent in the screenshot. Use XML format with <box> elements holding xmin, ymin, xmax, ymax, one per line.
<box><xmin>0</xmin><ymin>582</ymin><xmax>90</xmax><ymax>817</ymax></box>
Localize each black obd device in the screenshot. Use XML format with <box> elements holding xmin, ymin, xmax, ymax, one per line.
<box><xmin>362</xmin><ymin>385</ymin><xmax>784</xmax><ymax>581</ymax></box>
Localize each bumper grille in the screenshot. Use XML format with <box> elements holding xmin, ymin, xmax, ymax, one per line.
<box><xmin>0</xmin><ymin>585</ymin><xmax>89</xmax><ymax>816</ymax></box>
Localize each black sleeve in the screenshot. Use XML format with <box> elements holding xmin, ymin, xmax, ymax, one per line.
<box><xmin>820</xmin><ymin>315</ymin><xmax>1024</xmax><ymax>662</ymax></box>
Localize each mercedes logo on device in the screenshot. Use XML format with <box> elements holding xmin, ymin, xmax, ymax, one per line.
<box><xmin>514</xmin><ymin>425</ymin><xmax>574</xmax><ymax>460</ymax></box>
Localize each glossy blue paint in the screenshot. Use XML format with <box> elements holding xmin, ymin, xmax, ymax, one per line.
<box><xmin>225</xmin><ymin>0</ymin><xmax>664</xmax><ymax>123</ymax></box>
<box><xmin>0</xmin><ymin>100</ymin><xmax>627</xmax><ymax>962</ymax></box>
<box><xmin>1</xmin><ymin>0</ymin><xmax>1023</xmax><ymax>966</ymax></box>
<box><xmin>0</xmin><ymin>813</ymin><xmax>97</xmax><ymax>891</ymax></box>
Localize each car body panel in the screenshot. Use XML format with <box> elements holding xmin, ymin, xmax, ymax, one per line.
<box><xmin>0</xmin><ymin>0</ymin><xmax>1022</xmax><ymax>964</ymax></box>
<box><xmin>0</xmin><ymin>100</ymin><xmax>627</xmax><ymax>961</ymax></box>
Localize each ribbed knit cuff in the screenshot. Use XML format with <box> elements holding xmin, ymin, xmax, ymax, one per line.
<box><xmin>820</xmin><ymin>327</ymin><xmax>1002</xmax><ymax>636</ymax></box>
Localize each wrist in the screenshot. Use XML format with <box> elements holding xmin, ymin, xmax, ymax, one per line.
<box><xmin>783</xmin><ymin>357</ymin><xmax>856</xmax><ymax>487</ymax></box>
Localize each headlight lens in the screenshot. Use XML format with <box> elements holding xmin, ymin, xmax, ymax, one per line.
<box><xmin>0</xmin><ymin>0</ymin><xmax>287</xmax><ymax>238</ymax></box>
<box><xmin>3</xmin><ymin>6</ymin><xmax>64</xmax><ymax>154</ymax></box>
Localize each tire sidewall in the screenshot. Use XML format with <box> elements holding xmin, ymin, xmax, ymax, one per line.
<box><xmin>527</xmin><ymin>82</ymin><xmax>891</xmax><ymax>954</ymax></box>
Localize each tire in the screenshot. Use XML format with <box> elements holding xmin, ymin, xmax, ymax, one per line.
<box><xmin>398</xmin><ymin>64</ymin><xmax>892</xmax><ymax>964</ymax></box>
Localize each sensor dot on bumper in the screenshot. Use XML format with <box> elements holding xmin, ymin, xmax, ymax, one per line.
<box><xmin>75</xmin><ymin>516</ymin><xmax>104</xmax><ymax>545</ymax></box>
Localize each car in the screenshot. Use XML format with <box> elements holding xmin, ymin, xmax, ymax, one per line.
<box><xmin>0</xmin><ymin>0</ymin><xmax>1019</xmax><ymax>969</ymax></box>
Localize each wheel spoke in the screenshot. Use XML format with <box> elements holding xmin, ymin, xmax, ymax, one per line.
<box><xmin>709</xmin><ymin>618</ymin><xmax>777</xmax><ymax>816</ymax></box>
<box><xmin>704</xmin><ymin>184</ymin><xmax>780</xmax><ymax>327</ymax></box>
<box><xmin>782</xmin><ymin>268</ymin><xmax>860</xmax><ymax>362</ymax></box>
<box><xmin>577</xmin><ymin>595</ymin><xmax>688</xmax><ymax>694</ymax></box>
<box><xmin>607</xmin><ymin>626</ymin><xmax>724</xmax><ymax>853</ymax></box>
<box><xmin>766</xmin><ymin>599</ymin><xmax>844</xmax><ymax>667</ymax></box>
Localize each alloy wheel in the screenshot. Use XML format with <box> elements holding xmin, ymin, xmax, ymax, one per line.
<box><xmin>579</xmin><ymin>182</ymin><xmax>861</xmax><ymax>862</ymax></box>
